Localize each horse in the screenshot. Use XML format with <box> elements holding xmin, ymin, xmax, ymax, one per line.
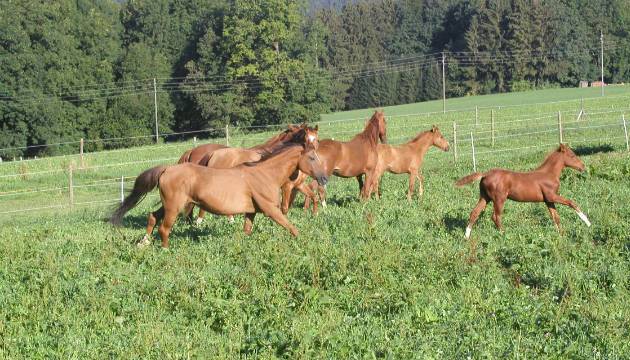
<box><xmin>184</xmin><ymin>124</ymin><xmax>319</xmax><ymax>223</ymax></box>
<box><xmin>455</xmin><ymin>144</ymin><xmax>591</xmax><ymax>239</ymax></box>
<box><xmin>282</xmin><ymin>110</ymin><xmax>387</xmax><ymax>212</ymax></box>
<box><xmin>110</xmin><ymin>142</ymin><xmax>328</xmax><ymax>248</ymax></box>
<box><xmin>367</xmin><ymin>125</ymin><xmax>449</xmax><ymax>200</ymax></box>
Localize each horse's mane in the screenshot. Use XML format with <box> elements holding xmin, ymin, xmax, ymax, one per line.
<box><xmin>357</xmin><ymin>111</ymin><xmax>382</xmax><ymax>145</ymax></box>
<box><xmin>409</xmin><ymin>130</ymin><xmax>431</xmax><ymax>143</ymax></box>
<box><xmin>535</xmin><ymin>145</ymin><xmax>567</xmax><ymax>170</ymax></box>
<box><xmin>243</xmin><ymin>142</ymin><xmax>303</xmax><ymax>166</ymax></box>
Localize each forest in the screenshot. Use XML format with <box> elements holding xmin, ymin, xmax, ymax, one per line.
<box><xmin>1</xmin><ymin>0</ymin><xmax>628</xmax><ymax>157</ymax></box>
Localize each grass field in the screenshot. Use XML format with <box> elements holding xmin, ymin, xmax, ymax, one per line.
<box><xmin>1</xmin><ymin>87</ymin><xmax>629</xmax><ymax>358</ymax></box>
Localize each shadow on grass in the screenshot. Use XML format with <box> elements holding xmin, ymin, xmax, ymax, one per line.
<box><xmin>573</xmin><ymin>144</ymin><xmax>615</xmax><ymax>156</ymax></box>
<box><xmin>107</xmin><ymin>213</ymin><xmax>209</xmax><ymax>244</ymax></box>
<box><xmin>327</xmin><ymin>194</ymin><xmax>359</xmax><ymax>207</ymax></box>
<box><xmin>443</xmin><ymin>214</ymin><xmax>468</xmax><ymax>232</ymax></box>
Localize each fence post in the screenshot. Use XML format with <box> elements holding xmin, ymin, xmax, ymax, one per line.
<box><xmin>558</xmin><ymin>111</ymin><xmax>563</xmax><ymax>144</ymax></box>
<box><xmin>193</xmin><ymin>136</ymin><xmax>197</xmax><ymax>147</ymax></box>
<box><xmin>153</xmin><ymin>78</ymin><xmax>159</xmax><ymax>143</ymax></box>
<box><xmin>120</xmin><ymin>176</ymin><xmax>125</xmax><ymax>203</ymax></box>
<box><xmin>623</xmin><ymin>114</ymin><xmax>629</xmax><ymax>152</ymax></box>
<box><xmin>68</xmin><ymin>164</ymin><xmax>74</xmax><ymax>207</ymax></box>
<box><xmin>491</xmin><ymin>109</ymin><xmax>495</xmax><ymax>147</ymax></box>
<box><xmin>225</xmin><ymin>124</ymin><xmax>230</xmax><ymax>146</ymax></box>
<box><xmin>470</xmin><ymin>132</ymin><xmax>477</xmax><ymax>172</ymax></box>
<box><xmin>79</xmin><ymin>138</ymin><xmax>85</xmax><ymax>169</ymax></box>
<box><xmin>453</xmin><ymin>121</ymin><xmax>458</xmax><ymax>161</ymax></box>
<box><xmin>475</xmin><ymin>106</ymin><xmax>478</xmax><ymax>127</ymax></box>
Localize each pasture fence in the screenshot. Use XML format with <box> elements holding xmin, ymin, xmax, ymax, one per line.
<box><xmin>1</xmin><ymin>96</ymin><xmax>629</xmax><ymax>218</ymax></box>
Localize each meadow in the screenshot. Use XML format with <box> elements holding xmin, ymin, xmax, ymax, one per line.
<box><xmin>1</xmin><ymin>87</ymin><xmax>629</xmax><ymax>358</ymax></box>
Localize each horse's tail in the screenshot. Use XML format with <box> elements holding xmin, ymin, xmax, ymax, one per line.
<box><xmin>110</xmin><ymin>165</ymin><xmax>168</xmax><ymax>226</ymax></box>
<box><xmin>455</xmin><ymin>172</ymin><xmax>485</xmax><ymax>187</ymax></box>
<box><xmin>177</xmin><ymin>149</ymin><xmax>193</xmax><ymax>164</ymax></box>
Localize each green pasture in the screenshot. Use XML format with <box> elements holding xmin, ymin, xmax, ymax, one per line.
<box><xmin>1</xmin><ymin>87</ymin><xmax>629</xmax><ymax>358</ymax></box>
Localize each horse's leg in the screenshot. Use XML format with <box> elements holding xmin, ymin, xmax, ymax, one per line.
<box><xmin>545</xmin><ymin>201</ymin><xmax>562</xmax><ymax>233</ymax></box>
<box><xmin>544</xmin><ymin>193</ymin><xmax>591</xmax><ymax>227</ymax></box>
<box><xmin>157</xmin><ymin>207</ymin><xmax>179</xmax><ymax>248</ymax></box>
<box><xmin>491</xmin><ymin>195</ymin><xmax>506</xmax><ymax>232</ymax></box>
<box><xmin>296</xmin><ymin>182</ymin><xmax>318</xmax><ymax>215</ymax></box>
<box><xmin>417</xmin><ymin>173</ymin><xmax>424</xmax><ymax>197</ymax></box>
<box><xmin>254</xmin><ymin>196</ymin><xmax>299</xmax><ymax>237</ymax></box>
<box><xmin>281</xmin><ymin>182</ymin><xmax>294</xmax><ymax>214</ymax></box>
<box><xmin>465</xmin><ymin>197</ymin><xmax>488</xmax><ymax>239</ymax></box>
<box><xmin>311</xmin><ymin>180</ymin><xmax>327</xmax><ymax>208</ymax></box>
<box><xmin>196</xmin><ymin>209</ymin><xmax>207</xmax><ymax>225</ymax></box>
<box><xmin>407</xmin><ymin>172</ymin><xmax>416</xmax><ymax>201</ymax></box>
<box><xmin>243</xmin><ymin>213</ymin><xmax>256</xmax><ymax>235</ymax></box>
<box><xmin>139</xmin><ymin>206</ymin><xmax>165</xmax><ymax>247</ymax></box>
<box><xmin>356</xmin><ymin>175</ymin><xmax>364</xmax><ymax>196</ymax></box>
<box><xmin>184</xmin><ymin>204</ymin><xmax>195</xmax><ymax>223</ymax></box>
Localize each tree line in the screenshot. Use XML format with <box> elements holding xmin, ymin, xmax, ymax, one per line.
<box><xmin>1</xmin><ymin>0</ymin><xmax>628</xmax><ymax>157</ymax></box>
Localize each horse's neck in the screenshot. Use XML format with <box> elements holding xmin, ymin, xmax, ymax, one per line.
<box><xmin>250</xmin><ymin>147</ymin><xmax>301</xmax><ymax>184</ymax></box>
<box><xmin>406</xmin><ymin>132</ymin><xmax>432</xmax><ymax>155</ymax></box>
<box><xmin>535</xmin><ymin>153</ymin><xmax>565</xmax><ymax>178</ymax></box>
<box><xmin>350</xmin><ymin>122</ymin><xmax>378</xmax><ymax>147</ymax></box>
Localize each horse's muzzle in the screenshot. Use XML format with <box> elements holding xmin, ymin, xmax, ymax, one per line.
<box><xmin>317</xmin><ymin>176</ymin><xmax>328</xmax><ymax>186</ymax></box>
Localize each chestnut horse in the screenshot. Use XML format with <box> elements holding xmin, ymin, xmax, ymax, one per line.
<box><xmin>456</xmin><ymin>144</ymin><xmax>591</xmax><ymax>239</ymax></box>
<box><xmin>368</xmin><ymin>125</ymin><xmax>450</xmax><ymax>200</ymax></box>
<box><xmin>110</xmin><ymin>143</ymin><xmax>328</xmax><ymax>248</ymax></box>
<box><xmin>282</xmin><ymin>110</ymin><xmax>387</xmax><ymax>212</ymax></box>
<box><xmin>186</xmin><ymin>125</ymin><xmax>318</xmax><ymax>223</ymax></box>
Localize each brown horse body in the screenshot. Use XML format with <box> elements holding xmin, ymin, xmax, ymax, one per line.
<box><xmin>282</xmin><ymin>110</ymin><xmax>387</xmax><ymax>212</ymax></box>
<box><xmin>111</xmin><ymin>143</ymin><xmax>327</xmax><ymax>248</ymax></box>
<box><xmin>456</xmin><ymin>144</ymin><xmax>591</xmax><ymax>239</ymax></box>
<box><xmin>369</xmin><ymin>126</ymin><xmax>449</xmax><ymax>200</ymax></box>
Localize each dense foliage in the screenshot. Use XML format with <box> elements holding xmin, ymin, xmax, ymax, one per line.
<box><xmin>1</xmin><ymin>0</ymin><xmax>629</xmax><ymax>157</ymax></box>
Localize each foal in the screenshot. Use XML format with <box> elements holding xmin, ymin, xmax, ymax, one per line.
<box><xmin>456</xmin><ymin>144</ymin><xmax>591</xmax><ymax>239</ymax></box>
<box><xmin>110</xmin><ymin>143</ymin><xmax>327</xmax><ymax>248</ymax></box>
<box><xmin>368</xmin><ymin>125</ymin><xmax>449</xmax><ymax>200</ymax></box>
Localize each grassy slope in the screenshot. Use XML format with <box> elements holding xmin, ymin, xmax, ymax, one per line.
<box><xmin>1</xmin><ymin>87</ymin><xmax>629</xmax><ymax>358</ymax></box>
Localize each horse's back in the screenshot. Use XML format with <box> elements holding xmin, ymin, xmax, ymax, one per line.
<box><xmin>187</xmin><ymin>144</ymin><xmax>228</xmax><ymax>164</ymax></box>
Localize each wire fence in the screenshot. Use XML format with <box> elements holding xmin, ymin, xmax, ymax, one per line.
<box><xmin>1</xmin><ymin>95</ymin><xmax>629</xmax><ymax>218</ymax></box>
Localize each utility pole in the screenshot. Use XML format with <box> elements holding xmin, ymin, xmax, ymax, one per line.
<box><xmin>599</xmin><ymin>30</ymin><xmax>604</xmax><ymax>96</ymax></box>
<box><xmin>153</xmin><ymin>78</ymin><xmax>159</xmax><ymax>143</ymax></box>
<box><xmin>442</xmin><ymin>52</ymin><xmax>446</xmax><ymax>113</ymax></box>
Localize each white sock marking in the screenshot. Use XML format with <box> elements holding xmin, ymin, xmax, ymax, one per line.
<box><xmin>321</xmin><ymin>200</ymin><xmax>327</xmax><ymax>208</ymax></box>
<box><xmin>577</xmin><ymin>211</ymin><xmax>591</xmax><ymax>227</ymax></box>
<box><xmin>465</xmin><ymin>226</ymin><xmax>472</xmax><ymax>239</ymax></box>
<box><xmin>228</xmin><ymin>215</ymin><xmax>235</xmax><ymax>223</ymax></box>
<box><xmin>195</xmin><ymin>217</ymin><xmax>204</xmax><ymax>225</ymax></box>
<box><xmin>137</xmin><ymin>235</ymin><xmax>151</xmax><ymax>247</ymax></box>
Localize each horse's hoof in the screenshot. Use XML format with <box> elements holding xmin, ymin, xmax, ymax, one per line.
<box><xmin>464</xmin><ymin>226</ymin><xmax>471</xmax><ymax>239</ymax></box>
<box><xmin>137</xmin><ymin>235</ymin><xmax>151</xmax><ymax>248</ymax></box>
<box><xmin>195</xmin><ymin>217</ymin><xmax>204</xmax><ymax>225</ymax></box>
<box><xmin>321</xmin><ymin>200</ymin><xmax>327</xmax><ymax>208</ymax></box>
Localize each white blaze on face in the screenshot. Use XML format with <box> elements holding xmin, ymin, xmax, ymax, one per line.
<box><xmin>577</xmin><ymin>211</ymin><xmax>591</xmax><ymax>227</ymax></box>
<box><xmin>308</xmin><ymin>134</ymin><xmax>316</xmax><ymax>143</ymax></box>
<box><xmin>465</xmin><ymin>226</ymin><xmax>472</xmax><ymax>239</ymax></box>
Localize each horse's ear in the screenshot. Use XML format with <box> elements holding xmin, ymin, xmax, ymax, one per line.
<box><xmin>314</xmin><ymin>125</ymin><xmax>319</xmax><ymax>131</ymax></box>
<box><xmin>431</xmin><ymin>125</ymin><xmax>438</xmax><ymax>132</ymax></box>
<box><xmin>558</xmin><ymin>143</ymin><xmax>567</xmax><ymax>152</ymax></box>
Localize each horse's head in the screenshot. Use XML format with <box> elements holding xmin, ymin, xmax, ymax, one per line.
<box><xmin>558</xmin><ymin>143</ymin><xmax>585</xmax><ymax>172</ymax></box>
<box><xmin>298</xmin><ymin>147</ymin><xmax>328</xmax><ymax>186</ymax></box>
<box><xmin>430</xmin><ymin>125</ymin><xmax>450</xmax><ymax>151</ymax></box>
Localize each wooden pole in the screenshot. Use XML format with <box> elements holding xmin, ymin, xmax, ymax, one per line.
<box><xmin>491</xmin><ymin>109</ymin><xmax>495</xmax><ymax>147</ymax></box>
<box><xmin>68</xmin><ymin>164</ymin><xmax>74</xmax><ymax>207</ymax></box>
<box><xmin>193</xmin><ymin>136</ymin><xmax>197</xmax><ymax>147</ymax></box>
<box><xmin>442</xmin><ymin>52</ymin><xmax>446</xmax><ymax>113</ymax></box>
<box><xmin>453</xmin><ymin>121</ymin><xmax>458</xmax><ymax>161</ymax></box>
<box><xmin>153</xmin><ymin>78</ymin><xmax>159</xmax><ymax>143</ymax></box>
<box><xmin>79</xmin><ymin>138</ymin><xmax>85</xmax><ymax>169</ymax></box>
<box><xmin>475</xmin><ymin>106</ymin><xmax>478</xmax><ymax>127</ymax></box>
<box><xmin>225</xmin><ymin>124</ymin><xmax>230</xmax><ymax>146</ymax></box>
<box><xmin>470</xmin><ymin>132</ymin><xmax>477</xmax><ymax>172</ymax></box>
<box><xmin>623</xmin><ymin>114</ymin><xmax>629</xmax><ymax>152</ymax></box>
<box><xmin>558</xmin><ymin>111</ymin><xmax>563</xmax><ymax>144</ymax></box>
<box><xmin>120</xmin><ymin>176</ymin><xmax>125</xmax><ymax>203</ymax></box>
<box><xmin>600</xmin><ymin>30</ymin><xmax>605</xmax><ymax>97</ymax></box>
